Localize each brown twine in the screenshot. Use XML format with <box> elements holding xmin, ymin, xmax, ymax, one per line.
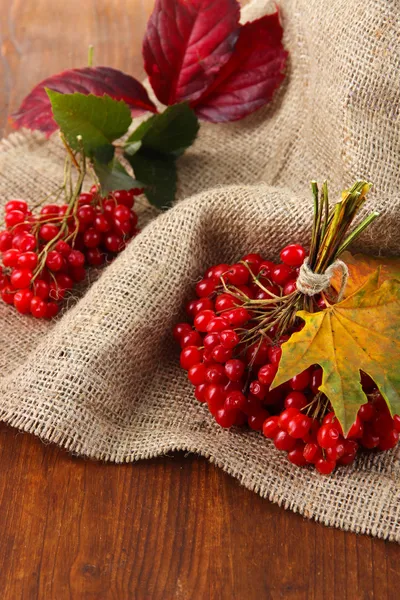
<box><xmin>296</xmin><ymin>258</ymin><xmax>349</xmax><ymax>301</ymax></box>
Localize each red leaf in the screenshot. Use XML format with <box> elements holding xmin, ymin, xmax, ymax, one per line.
<box><xmin>191</xmin><ymin>12</ymin><xmax>288</xmax><ymax>122</ymax></box>
<box><xmin>143</xmin><ymin>0</ymin><xmax>240</xmax><ymax>106</ymax></box>
<box><xmin>10</xmin><ymin>67</ymin><xmax>157</xmax><ymax>136</ymax></box>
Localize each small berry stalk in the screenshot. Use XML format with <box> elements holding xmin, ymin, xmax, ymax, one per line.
<box><xmin>0</xmin><ymin>146</ymin><xmax>142</xmax><ymax>319</ymax></box>
<box><xmin>174</xmin><ymin>180</ymin><xmax>399</xmax><ymax>475</ymax></box>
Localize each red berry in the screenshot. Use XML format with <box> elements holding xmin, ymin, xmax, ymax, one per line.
<box><xmin>70</xmin><ymin>266</ymin><xmax>86</xmax><ymax>282</ymax></box>
<box><xmin>326</xmin><ymin>441</ymin><xmax>345</xmax><ymax>461</ymax></box>
<box><xmin>315</xmin><ymin>458</ymin><xmax>336</xmax><ymax>475</ymax></box>
<box><xmin>194</xmin><ymin>297</ymin><xmax>214</xmax><ymax>314</ymax></box>
<box><xmin>280</xmin><ymin>244</ymin><xmax>306</xmax><ymax>267</ymax></box>
<box><xmin>246</xmin><ymin>341</ymin><xmax>269</xmax><ymax>365</ymax></box>
<box><xmin>203</xmin><ymin>332</ymin><xmax>220</xmax><ymax>350</ymax></box>
<box><xmin>188</xmin><ymin>363</ymin><xmax>207</xmax><ymax>385</ymax></box>
<box><xmin>13</xmin><ymin>288</ymin><xmax>33</xmax><ymax>314</ymax></box>
<box><xmin>194</xmin><ymin>310</ymin><xmax>215</xmax><ymax>332</ymax></box>
<box><xmin>303</xmin><ymin>442</ymin><xmax>321</xmax><ymax>463</ymax></box>
<box><xmin>39</xmin><ymin>204</ymin><xmax>60</xmax><ymax>216</ymax></box>
<box><xmin>5</xmin><ymin>210</ymin><xmax>26</xmax><ymax>228</ymax></box>
<box><xmin>393</xmin><ymin>415</ymin><xmax>400</xmax><ymax>433</ymax></box>
<box><xmin>10</xmin><ymin>268</ymin><xmax>33</xmax><ymax>289</ymax></box>
<box><xmin>249</xmin><ymin>380</ymin><xmax>267</xmax><ymax>400</ymax></box>
<box><xmin>257</xmin><ymin>260</ymin><xmax>275</xmax><ymax>278</ymax></box>
<box><xmin>361</xmin><ymin>426</ymin><xmax>380</xmax><ymax>449</ymax></box>
<box><xmin>180</xmin><ymin>346</ymin><xmax>203</xmax><ymax>370</ymax></box>
<box><xmin>347</xmin><ymin>416</ymin><xmax>363</xmax><ymax>439</ymax></box>
<box><xmin>33</xmin><ymin>279</ymin><xmax>50</xmax><ymax>300</ymax></box>
<box><xmin>219</xmin><ymin>329</ymin><xmax>239</xmax><ymax>349</ymax></box>
<box><xmin>274</xmin><ymin>430</ymin><xmax>297</xmax><ymax>451</ymax></box>
<box><xmin>68</xmin><ymin>250</ymin><xmax>85</xmax><ymax>268</ymax></box>
<box><xmin>284</xmin><ymin>391</ymin><xmax>308</xmax><ymax>410</ymax></box>
<box><xmin>226</xmin><ymin>264</ymin><xmax>249</xmax><ymax>286</ymax></box>
<box><xmin>262</xmin><ymin>416</ymin><xmax>280</xmax><ymax>439</ymax></box>
<box><xmin>373</xmin><ymin>412</ymin><xmax>393</xmax><ymax>437</ymax></box>
<box><xmin>317</xmin><ymin>424</ymin><xmax>340</xmax><ymax>448</ymax></box>
<box><xmin>2</xmin><ymin>249</ymin><xmax>21</xmax><ymax>267</ymax></box>
<box><xmin>289</xmin><ymin>369</ymin><xmax>310</xmax><ymax>391</ymax></box>
<box><xmin>195</xmin><ymin>278</ymin><xmax>217</xmax><ymax>298</ymax></box>
<box><xmin>45</xmin><ymin>302</ymin><xmax>59</xmax><ymax>319</ymax></box>
<box><xmin>86</xmin><ymin>248</ymin><xmax>105</xmax><ymax>266</ymax></box>
<box><xmin>248</xmin><ymin>409</ymin><xmax>269</xmax><ymax>431</ymax></box>
<box><xmin>211</xmin><ymin>344</ymin><xmax>232</xmax><ymax>363</ymax></box>
<box><xmin>267</xmin><ymin>345</ymin><xmax>282</xmax><ymax>365</ymax></box>
<box><xmin>105</xmin><ymin>233</ymin><xmax>123</xmax><ymax>253</ymax></box>
<box><xmin>112</xmin><ymin>190</ymin><xmax>135</xmax><ymax>209</ymax></box>
<box><xmin>30</xmin><ymin>296</ymin><xmax>47</xmax><ymax>318</ymax></box>
<box><xmin>55</xmin><ymin>240</ymin><xmax>71</xmax><ymax>257</ymax></box>
<box><xmin>358</xmin><ymin>402</ymin><xmax>376</xmax><ymax>422</ymax></box>
<box><xmin>5</xmin><ymin>199</ymin><xmax>28</xmax><ymax>213</ymax></box>
<box><xmin>113</xmin><ymin>204</ymin><xmax>131</xmax><ymax>222</ymax></box>
<box><xmin>173</xmin><ymin>322</ymin><xmax>192</xmax><ymax>342</ymax></box>
<box><xmin>195</xmin><ymin>383</ymin><xmax>207</xmax><ymax>403</ymax></box>
<box><xmin>278</xmin><ymin>408</ymin><xmax>300</xmax><ymax>431</ymax></box>
<box><xmin>310</xmin><ymin>367</ymin><xmax>323</xmax><ymax>394</ymax></box>
<box><xmin>215</xmin><ymin>407</ymin><xmax>237</xmax><ymax>428</ymax></box>
<box><xmin>1</xmin><ymin>285</ymin><xmax>14</xmax><ymax>304</ymax></box>
<box><xmin>378</xmin><ymin>429</ymin><xmax>399</xmax><ymax>451</ymax></box>
<box><xmin>79</xmin><ymin>192</ymin><xmax>94</xmax><ymax>205</ymax></box>
<box><xmin>94</xmin><ymin>214</ymin><xmax>111</xmax><ymax>233</ymax></box>
<box><xmin>205</xmin><ymin>385</ymin><xmax>226</xmax><ymax>415</ymax></box>
<box><xmin>215</xmin><ymin>293</ymin><xmax>237</xmax><ymax>312</ymax></box>
<box><xmin>205</xmin><ymin>364</ymin><xmax>227</xmax><ymax>384</ymax></box>
<box><xmin>224</xmin><ymin>307</ymin><xmax>250</xmax><ymax>326</ymax></box>
<box><xmin>288</xmin><ymin>444</ymin><xmax>307</xmax><ymax>467</ymax></box>
<box><xmin>258</xmin><ymin>364</ymin><xmax>277</xmax><ymax>386</ymax></box>
<box><xmin>271</xmin><ymin>264</ymin><xmax>293</xmax><ymax>286</ymax></box>
<box><xmin>206</xmin><ymin>316</ymin><xmax>229</xmax><ymax>333</ymax></box>
<box><xmin>77</xmin><ymin>204</ymin><xmax>96</xmax><ymax>225</ymax></box>
<box><xmin>225</xmin><ymin>391</ymin><xmax>247</xmax><ymax>412</ymax></box>
<box><xmin>39</xmin><ymin>223</ymin><xmax>59</xmax><ymax>242</ymax></box>
<box><xmin>46</xmin><ymin>251</ymin><xmax>64</xmax><ymax>272</ymax></box>
<box><xmin>242</xmin><ymin>253</ymin><xmax>263</xmax><ymax>271</ymax></box>
<box><xmin>209</xmin><ymin>263</ymin><xmax>230</xmax><ymax>281</ymax></box>
<box><xmin>17</xmin><ymin>252</ymin><xmax>38</xmax><ymax>270</ymax></box>
<box><xmin>283</xmin><ymin>279</ymin><xmax>297</xmax><ymax>295</ymax></box>
<box><xmin>0</xmin><ymin>231</ymin><xmax>13</xmax><ymax>251</ymax></box>
<box><xmin>56</xmin><ymin>273</ymin><xmax>73</xmax><ymax>292</ymax></box>
<box><xmin>287</xmin><ymin>414</ymin><xmax>311</xmax><ymax>439</ymax></box>
<box><xmin>83</xmin><ymin>228</ymin><xmax>101</xmax><ymax>248</ymax></box>
<box><xmin>181</xmin><ymin>330</ymin><xmax>203</xmax><ymax>348</ymax></box>
<box><xmin>17</xmin><ymin>233</ymin><xmax>36</xmax><ymax>252</ymax></box>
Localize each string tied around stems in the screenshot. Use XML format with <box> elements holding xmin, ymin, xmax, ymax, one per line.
<box><xmin>296</xmin><ymin>258</ymin><xmax>349</xmax><ymax>302</ymax></box>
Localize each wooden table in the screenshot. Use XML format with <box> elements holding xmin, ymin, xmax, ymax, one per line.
<box><xmin>0</xmin><ymin>1</ymin><xmax>399</xmax><ymax>598</ymax></box>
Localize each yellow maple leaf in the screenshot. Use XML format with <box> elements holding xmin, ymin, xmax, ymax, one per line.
<box><xmin>272</xmin><ymin>271</ymin><xmax>400</xmax><ymax>435</ymax></box>
<box><xmin>331</xmin><ymin>251</ymin><xmax>400</xmax><ymax>298</ymax></box>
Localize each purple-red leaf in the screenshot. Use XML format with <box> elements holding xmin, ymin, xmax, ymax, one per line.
<box><xmin>10</xmin><ymin>66</ymin><xmax>157</xmax><ymax>136</ymax></box>
<box><xmin>143</xmin><ymin>0</ymin><xmax>240</xmax><ymax>106</ymax></box>
<box><xmin>191</xmin><ymin>12</ymin><xmax>288</xmax><ymax>122</ymax></box>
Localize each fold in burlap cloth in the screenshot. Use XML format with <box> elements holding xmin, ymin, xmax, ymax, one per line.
<box><xmin>1</xmin><ymin>0</ymin><xmax>400</xmax><ymax>541</ymax></box>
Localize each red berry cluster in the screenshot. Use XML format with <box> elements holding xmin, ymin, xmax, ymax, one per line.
<box><xmin>174</xmin><ymin>245</ymin><xmax>400</xmax><ymax>475</ymax></box>
<box><xmin>0</xmin><ymin>186</ymin><xmax>141</xmax><ymax>318</ymax></box>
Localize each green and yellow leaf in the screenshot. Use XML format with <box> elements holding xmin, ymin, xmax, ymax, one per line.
<box><xmin>272</xmin><ymin>271</ymin><xmax>400</xmax><ymax>435</ymax></box>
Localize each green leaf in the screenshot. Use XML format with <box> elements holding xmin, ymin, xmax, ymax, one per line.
<box><xmin>126</xmin><ymin>149</ymin><xmax>177</xmax><ymax>209</ymax></box>
<box><xmin>125</xmin><ymin>103</ymin><xmax>199</xmax><ymax>158</ymax></box>
<box><xmin>46</xmin><ymin>90</ymin><xmax>132</xmax><ymax>156</ymax></box>
<box><xmin>93</xmin><ymin>158</ymin><xmax>142</xmax><ymax>194</ymax></box>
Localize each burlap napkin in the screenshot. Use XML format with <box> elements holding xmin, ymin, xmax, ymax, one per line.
<box><xmin>0</xmin><ymin>0</ymin><xmax>399</xmax><ymax>542</ymax></box>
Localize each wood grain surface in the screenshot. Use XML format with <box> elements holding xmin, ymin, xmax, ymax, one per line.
<box><xmin>0</xmin><ymin>1</ymin><xmax>400</xmax><ymax>598</ymax></box>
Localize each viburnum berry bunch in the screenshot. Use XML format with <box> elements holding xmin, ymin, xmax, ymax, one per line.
<box><xmin>0</xmin><ymin>149</ymin><xmax>141</xmax><ymax>319</ymax></box>
<box><xmin>174</xmin><ymin>181</ymin><xmax>400</xmax><ymax>475</ymax></box>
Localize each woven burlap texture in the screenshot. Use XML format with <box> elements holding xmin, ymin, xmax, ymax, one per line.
<box><xmin>0</xmin><ymin>0</ymin><xmax>400</xmax><ymax>542</ymax></box>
